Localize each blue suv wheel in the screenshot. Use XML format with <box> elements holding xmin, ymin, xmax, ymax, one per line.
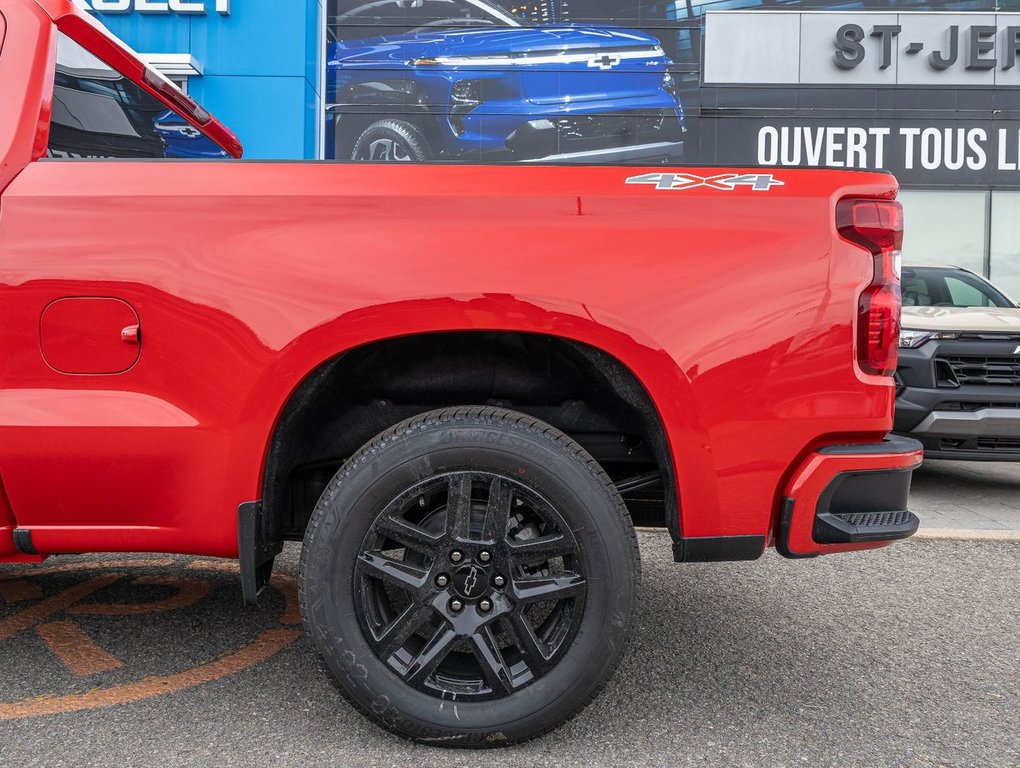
<box><xmin>352</xmin><ymin>119</ymin><xmax>433</xmax><ymax>162</ymax></box>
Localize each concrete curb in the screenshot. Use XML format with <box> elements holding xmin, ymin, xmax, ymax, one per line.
<box><xmin>913</xmin><ymin>527</ymin><xmax>1020</xmax><ymax>542</ymax></box>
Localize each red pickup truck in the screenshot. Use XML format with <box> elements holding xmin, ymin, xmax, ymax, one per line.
<box><xmin>0</xmin><ymin>0</ymin><xmax>922</xmax><ymax>746</ymax></box>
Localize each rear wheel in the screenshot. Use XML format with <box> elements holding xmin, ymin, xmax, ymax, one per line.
<box><xmin>299</xmin><ymin>406</ymin><xmax>639</xmax><ymax>746</ymax></box>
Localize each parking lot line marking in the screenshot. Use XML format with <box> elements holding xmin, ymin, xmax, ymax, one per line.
<box><xmin>0</xmin><ymin>579</ymin><xmax>43</xmax><ymax>603</ymax></box>
<box><xmin>0</xmin><ymin>626</ymin><xmax>301</xmax><ymax>720</ymax></box>
<box><xmin>913</xmin><ymin>528</ymin><xmax>1020</xmax><ymax>542</ymax></box>
<box><xmin>68</xmin><ymin>576</ymin><xmax>213</xmax><ymax>616</ymax></box>
<box><xmin>34</xmin><ymin>620</ymin><xmax>124</xmax><ymax>676</ymax></box>
<box><xmin>0</xmin><ymin>574</ymin><xmax>122</xmax><ymax>642</ymax></box>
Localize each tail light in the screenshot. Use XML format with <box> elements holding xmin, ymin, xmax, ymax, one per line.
<box><xmin>836</xmin><ymin>198</ymin><xmax>903</xmax><ymax>377</ymax></box>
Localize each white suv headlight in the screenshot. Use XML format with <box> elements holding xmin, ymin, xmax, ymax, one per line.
<box><xmin>898</xmin><ymin>329</ymin><xmax>960</xmax><ymax>348</ymax></box>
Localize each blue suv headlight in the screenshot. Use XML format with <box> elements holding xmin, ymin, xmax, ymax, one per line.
<box><xmin>450</xmin><ymin>80</ymin><xmax>483</xmax><ymax>135</ymax></box>
<box><xmin>662</xmin><ymin>70</ymin><xmax>679</xmax><ymax>102</ymax></box>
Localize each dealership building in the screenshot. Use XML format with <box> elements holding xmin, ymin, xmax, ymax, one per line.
<box><xmin>82</xmin><ymin>0</ymin><xmax>1019</xmax><ymax>299</ymax></box>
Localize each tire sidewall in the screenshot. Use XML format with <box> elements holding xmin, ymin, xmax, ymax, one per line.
<box><xmin>351</xmin><ymin>119</ymin><xmax>430</xmax><ymax>162</ymax></box>
<box><xmin>300</xmin><ymin>416</ymin><xmax>637</xmax><ymax>743</ymax></box>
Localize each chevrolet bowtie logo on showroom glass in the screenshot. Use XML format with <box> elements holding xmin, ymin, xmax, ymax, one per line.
<box><xmin>587</xmin><ymin>53</ymin><xmax>621</xmax><ymax>69</ymax></box>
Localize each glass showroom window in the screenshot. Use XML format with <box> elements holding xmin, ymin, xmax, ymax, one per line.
<box><xmin>898</xmin><ymin>190</ymin><xmax>988</xmax><ymax>276</ymax></box>
<box><xmin>990</xmin><ymin>192</ymin><xmax>1020</xmax><ymax>303</ymax></box>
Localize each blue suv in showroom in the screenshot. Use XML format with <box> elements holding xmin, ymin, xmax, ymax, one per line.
<box><xmin>327</xmin><ymin>0</ymin><xmax>686</xmax><ymax>162</ymax></box>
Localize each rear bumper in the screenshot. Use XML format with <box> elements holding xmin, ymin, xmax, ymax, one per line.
<box><xmin>776</xmin><ymin>435</ymin><xmax>923</xmax><ymax>558</ymax></box>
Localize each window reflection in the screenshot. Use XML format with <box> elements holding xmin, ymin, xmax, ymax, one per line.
<box><xmin>47</xmin><ymin>32</ymin><xmax>228</xmax><ymax>160</ymax></box>
<box><xmin>990</xmin><ymin>192</ymin><xmax>1020</xmax><ymax>303</ymax></box>
<box><xmin>898</xmin><ymin>190</ymin><xmax>987</xmax><ymax>275</ymax></box>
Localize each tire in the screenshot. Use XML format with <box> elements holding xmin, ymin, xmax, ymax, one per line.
<box><xmin>350</xmin><ymin>119</ymin><xmax>432</xmax><ymax>162</ymax></box>
<box><xmin>299</xmin><ymin>406</ymin><xmax>640</xmax><ymax>746</ymax></box>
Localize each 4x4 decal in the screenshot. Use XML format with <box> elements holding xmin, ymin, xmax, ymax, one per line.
<box><xmin>626</xmin><ymin>172</ymin><xmax>784</xmax><ymax>191</ymax></box>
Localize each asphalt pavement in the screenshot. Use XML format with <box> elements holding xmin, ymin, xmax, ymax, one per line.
<box><xmin>0</xmin><ymin>463</ymin><xmax>1018</xmax><ymax>768</ymax></box>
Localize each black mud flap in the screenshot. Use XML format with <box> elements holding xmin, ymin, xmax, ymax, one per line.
<box><xmin>238</xmin><ymin>501</ymin><xmax>283</xmax><ymax>606</ymax></box>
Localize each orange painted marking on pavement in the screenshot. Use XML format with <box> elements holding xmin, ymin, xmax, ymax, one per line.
<box><xmin>69</xmin><ymin>576</ymin><xmax>213</xmax><ymax>616</ymax></box>
<box><xmin>185</xmin><ymin>559</ymin><xmax>239</xmax><ymax>573</ymax></box>
<box><xmin>0</xmin><ymin>559</ymin><xmax>174</xmax><ymax>581</ymax></box>
<box><xmin>0</xmin><ymin>627</ymin><xmax>301</xmax><ymax>720</ymax></box>
<box><xmin>34</xmin><ymin>620</ymin><xmax>124</xmax><ymax>676</ymax></box>
<box><xmin>0</xmin><ymin>574</ymin><xmax>122</xmax><ymax>642</ymax></box>
<box><xmin>0</xmin><ymin>579</ymin><xmax>43</xmax><ymax>603</ymax></box>
<box><xmin>274</xmin><ymin>575</ymin><xmax>301</xmax><ymax>626</ymax></box>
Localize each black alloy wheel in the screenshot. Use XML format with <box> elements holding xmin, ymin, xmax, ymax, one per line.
<box><xmin>354</xmin><ymin>471</ymin><xmax>586</xmax><ymax>701</ymax></box>
<box><xmin>299</xmin><ymin>407</ymin><xmax>640</xmax><ymax>746</ymax></box>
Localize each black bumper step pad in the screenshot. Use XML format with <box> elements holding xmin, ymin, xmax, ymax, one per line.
<box><xmin>814</xmin><ymin>508</ymin><xmax>919</xmax><ymax>544</ymax></box>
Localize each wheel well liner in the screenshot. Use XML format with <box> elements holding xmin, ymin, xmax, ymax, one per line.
<box><xmin>260</xmin><ymin>331</ymin><xmax>679</xmax><ymax>544</ymax></box>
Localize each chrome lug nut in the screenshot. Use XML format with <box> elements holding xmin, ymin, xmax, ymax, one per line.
<box><xmin>478</xmin><ymin>550</ymin><xmax>492</xmax><ymax>563</ymax></box>
<box><xmin>435</xmin><ymin>574</ymin><xmax>450</xmax><ymax>588</ymax></box>
<box><xmin>449</xmin><ymin>598</ymin><xmax>464</xmax><ymax>613</ymax></box>
<box><xmin>478</xmin><ymin>598</ymin><xmax>493</xmax><ymax>613</ymax></box>
<box><xmin>492</xmin><ymin>574</ymin><xmax>506</xmax><ymax>588</ymax></box>
<box><xmin>450</xmin><ymin>550</ymin><xmax>464</xmax><ymax>563</ymax></box>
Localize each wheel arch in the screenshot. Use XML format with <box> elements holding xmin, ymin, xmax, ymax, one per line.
<box><xmin>331</xmin><ymin>79</ymin><xmax>442</xmax><ymax>158</ymax></box>
<box><xmin>250</xmin><ymin>305</ymin><xmax>692</xmax><ymax>549</ymax></box>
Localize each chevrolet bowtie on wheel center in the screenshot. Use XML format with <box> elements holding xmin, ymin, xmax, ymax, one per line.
<box><xmin>2</xmin><ymin>0</ymin><xmax>921</xmax><ymax>748</ymax></box>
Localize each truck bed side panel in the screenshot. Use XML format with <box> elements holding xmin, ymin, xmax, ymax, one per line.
<box><xmin>0</xmin><ymin>162</ymin><xmax>896</xmax><ymax>555</ymax></box>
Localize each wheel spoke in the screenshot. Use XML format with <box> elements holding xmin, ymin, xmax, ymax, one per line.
<box><xmin>374</xmin><ymin>514</ymin><xmax>442</xmax><ymax>554</ymax></box>
<box><xmin>446</xmin><ymin>474</ymin><xmax>473</xmax><ymax>539</ymax></box>
<box><xmin>471</xmin><ymin>626</ymin><xmax>515</xmax><ymax>696</ymax></box>
<box><xmin>356</xmin><ymin>552</ymin><xmax>429</xmax><ymax>592</ymax></box>
<box><xmin>480</xmin><ymin>477</ymin><xmax>512</xmax><ymax>543</ymax></box>
<box><xmin>513</xmin><ymin>571</ymin><xmax>585</xmax><ymax>603</ymax></box>
<box><xmin>404</xmin><ymin>623</ymin><xmax>458</xmax><ymax>685</ymax></box>
<box><xmin>507</xmin><ymin>532</ymin><xmax>574</xmax><ymax>564</ymax></box>
<box><xmin>507</xmin><ymin>612</ymin><xmax>551</xmax><ymax>676</ymax></box>
<box><xmin>374</xmin><ymin>601</ymin><xmax>435</xmax><ymax>658</ymax></box>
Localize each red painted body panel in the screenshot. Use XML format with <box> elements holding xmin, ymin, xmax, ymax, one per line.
<box><xmin>0</xmin><ymin>0</ymin><xmax>906</xmax><ymax>562</ymax></box>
